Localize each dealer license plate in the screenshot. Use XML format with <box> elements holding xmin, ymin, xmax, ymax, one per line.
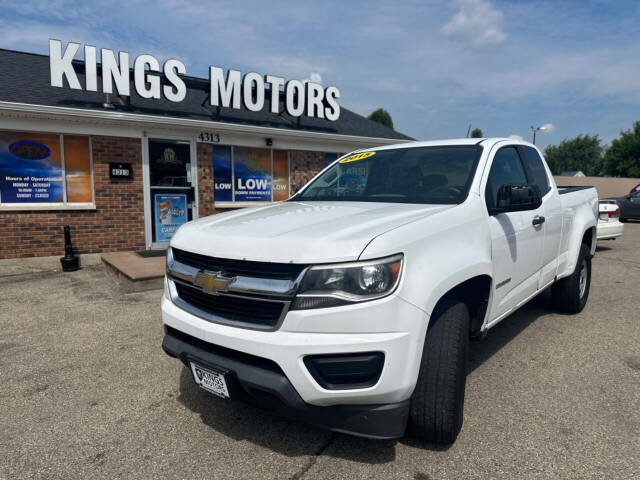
<box><xmin>190</xmin><ymin>362</ymin><xmax>230</xmax><ymax>398</ymax></box>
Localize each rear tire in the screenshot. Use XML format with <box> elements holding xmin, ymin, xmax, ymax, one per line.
<box><xmin>552</xmin><ymin>243</ymin><xmax>591</xmax><ymax>313</ymax></box>
<box><xmin>408</xmin><ymin>299</ymin><xmax>469</xmax><ymax>444</ymax></box>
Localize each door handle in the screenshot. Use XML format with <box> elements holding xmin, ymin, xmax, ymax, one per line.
<box><xmin>532</xmin><ymin>215</ymin><xmax>545</xmax><ymax>227</ymax></box>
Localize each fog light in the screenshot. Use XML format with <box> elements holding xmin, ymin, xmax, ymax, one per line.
<box><xmin>304</xmin><ymin>352</ymin><xmax>384</xmax><ymax>390</ymax></box>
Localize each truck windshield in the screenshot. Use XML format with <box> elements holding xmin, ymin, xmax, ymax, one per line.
<box><xmin>294</xmin><ymin>145</ymin><xmax>483</xmax><ymax>205</ymax></box>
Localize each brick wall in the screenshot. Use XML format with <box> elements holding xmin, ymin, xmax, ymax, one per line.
<box><xmin>196</xmin><ymin>142</ymin><xmax>217</xmax><ymax>217</ymax></box>
<box><xmin>0</xmin><ymin>136</ymin><xmax>145</xmax><ymax>259</ymax></box>
<box><xmin>290</xmin><ymin>150</ymin><xmax>324</xmax><ymax>193</ymax></box>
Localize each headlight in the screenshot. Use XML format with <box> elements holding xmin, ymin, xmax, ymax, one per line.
<box><xmin>291</xmin><ymin>254</ymin><xmax>403</xmax><ymax>310</ymax></box>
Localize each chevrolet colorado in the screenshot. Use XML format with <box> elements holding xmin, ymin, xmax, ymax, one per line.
<box><xmin>162</xmin><ymin>138</ymin><xmax>598</xmax><ymax>443</ymax></box>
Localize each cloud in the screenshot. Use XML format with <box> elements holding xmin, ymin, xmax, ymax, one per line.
<box><xmin>302</xmin><ymin>72</ymin><xmax>323</xmax><ymax>84</ymax></box>
<box><xmin>441</xmin><ymin>0</ymin><xmax>507</xmax><ymax>49</ymax></box>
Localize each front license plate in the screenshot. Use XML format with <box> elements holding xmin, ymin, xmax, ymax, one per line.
<box><xmin>190</xmin><ymin>362</ymin><xmax>230</xmax><ymax>398</ymax></box>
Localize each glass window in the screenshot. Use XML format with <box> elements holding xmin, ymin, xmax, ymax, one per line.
<box><xmin>64</xmin><ymin>136</ymin><xmax>92</xmax><ymax>203</ymax></box>
<box><xmin>295</xmin><ymin>146</ymin><xmax>483</xmax><ymax>204</ymax></box>
<box><xmin>149</xmin><ymin>139</ymin><xmax>191</xmax><ymax>187</ymax></box>
<box><xmin>233</xmin><ymin>147</ymin><xmax>272</xmax><ymax>201</ymax></box>
<box><xmin>213</xmin><ymin>145</ymin><xmax>233</xmax><ymax>201</ymax></box>
<box><xmin>485</xmin><ymin>147</ymin><xmax>528</xmax><ymax>211</ymax></box>
<box><xmin>0</xmin><ymin>130</ymin><xmax>93</xmax><ymax>207</ymax></box>
<box><xmin>324</xmin><ymin>153</ymin><xmax>338</xmax><ymax>167</ymax></box>
<box><xmin>272</xmin><ymin>150</ymin><xmax>289</xmax><ymax>201</ymax></box>
<box><xmin>212</xmin><ymin>146</ymin><xmax>291</xmax><ymax>203</ymax></box>
<box><xmin>519</xmin><ymin>145</ymin><xmax>550</xmax><ymax>195</ymax></box>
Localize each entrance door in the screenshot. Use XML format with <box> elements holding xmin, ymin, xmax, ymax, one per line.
<box><xmin>146</xmin><ymin>138</ymin><xmax>197</xmax><ymax>248</ymax></box>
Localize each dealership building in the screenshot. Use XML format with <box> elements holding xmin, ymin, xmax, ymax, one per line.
<box><xmin>0</xmin><ymin>45</ymin><xmax>411</xmax><ymax>262</ymax></box>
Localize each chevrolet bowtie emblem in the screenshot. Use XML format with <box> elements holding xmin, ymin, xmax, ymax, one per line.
<box><xmin>193</xmin><ymin>270</ymin><xmax>236</xmax><ymax>294</ymax></box>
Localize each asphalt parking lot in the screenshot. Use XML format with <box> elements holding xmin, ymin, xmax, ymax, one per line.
<box><xmin>1</xmin><ymin>224</ymin><xmax>639</xmax><ymax>480</ymax></box>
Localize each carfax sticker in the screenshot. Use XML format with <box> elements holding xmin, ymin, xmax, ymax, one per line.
<box><xmin>339</xmin><ymin>151</ymin><xmax>376</xmax><ymax>163</ymax></box>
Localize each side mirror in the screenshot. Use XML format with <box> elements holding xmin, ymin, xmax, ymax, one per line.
<box><xmin>489</xmin><ymin>184</ymin><xmax>542</xmax><ymax>215</ymax></box>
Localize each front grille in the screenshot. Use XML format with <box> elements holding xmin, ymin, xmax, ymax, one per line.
<box><xmin>175</xmin><ymin>283</ymin><xmax>285</xmax><ymax>328</ymax></box>
<box><xmin>172</xmin><ymin>248</ymin><xmax>307</xmax><ymax>280</ymax></box>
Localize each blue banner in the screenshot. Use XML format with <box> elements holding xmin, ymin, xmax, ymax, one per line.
<box><xmin>324</xmin><ymin>153</ymin><xmax>338</xmax><ymax>167</ymax></box>
<box><xmin>0</xmin><ymin>133</ymin><xmax>64</xmax><ymax>203</ymax></box>
<box><xmin>233</xmin><ymin>147</ymin><xmax>271</xmax><ymax>201</ymax></box>
<box><xmin>212</xmin><ymin>145</ymin><xmax>232</xmax><ymax>202</ymax></box>
<box><xmin>154</xmin><ymin>193</ymin><xmax>188</xmax><ymax>242</ymax></box>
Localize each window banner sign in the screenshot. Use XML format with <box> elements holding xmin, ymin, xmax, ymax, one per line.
<box><xmin>324</xmin><ymin>153</ymin><xmax>338</xmax><ymax>167</ymax></box>
<box><xmin>154</xmin><ymin>193</ymin><xmax>188</xmax><ymax>242</ymax></box>
<box><xmin>0</xmin><ymin>132</ymin><xmax>63</xmax><ymax>203</ymax></box>
<box><xmin>212</xmin><ymin>146</ymin><xmax>232</xmax><ymax>201</ymax></box>
<box><xmin>233</xmin><ymin>147</ymin><xmax>271</xmax><ymax>201</ymax></box>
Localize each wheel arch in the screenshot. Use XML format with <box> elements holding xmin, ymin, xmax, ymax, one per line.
<box><xmin>560</xmin><ymin>203</ymin><xmax>598</xmax><ymax>279</ymax></box>
<box><xmin>582</xmin><ymin>225</ymin><xmax>596</xmax><ymax>256</ymax></box>
<box><xmin>425</xmin><ymin>270</ymin><xmax>493</xmax><ymax>337</ymax></box>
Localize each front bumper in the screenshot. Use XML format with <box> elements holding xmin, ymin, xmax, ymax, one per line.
<box><xmin>162</xmin><ymin>326</ymin><xmax>410</xmax><ymax>439</ymax></box>
<box><xmin>161</xmin><ymin>292</ymin><xmax>428</xmax><ymax>407</ymax></box>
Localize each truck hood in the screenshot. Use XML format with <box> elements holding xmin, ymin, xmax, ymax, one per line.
<box><xmin>171</xmin><ymin>201</ymin><xmax>452</xmax><ymax>263</ymax></box>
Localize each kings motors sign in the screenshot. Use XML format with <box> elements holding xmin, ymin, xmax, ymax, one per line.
<box><xmin>48</xmin><ymin>39</ymin><xmax>341</xmax><ymax>121</ymax></box>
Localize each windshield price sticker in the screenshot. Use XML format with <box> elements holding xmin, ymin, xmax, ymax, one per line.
<box><xmin>339</xmin><ymin>151</ymin><xmax>376</xmax><ymax>163</ymax></box>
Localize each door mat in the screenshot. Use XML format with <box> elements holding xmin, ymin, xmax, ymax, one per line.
<box><xmin>136</xmin><ymin>249</ymin><xmax>167</xmax><ymax>258</ymax></box>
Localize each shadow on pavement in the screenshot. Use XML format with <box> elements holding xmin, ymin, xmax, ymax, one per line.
<box><xmin>468</xmin><ymin>289</ymin><xmax>552</xmax><ymax>374</ymax></box>
<box><xmin>176</xmin><ymin>291</ymin><xmax>553</xmax><ymax>461</ymax></box>
<box><xmin>177</xmin><ymin>366</ymin><xmax>398</xmax><ymax>463</ymax></box>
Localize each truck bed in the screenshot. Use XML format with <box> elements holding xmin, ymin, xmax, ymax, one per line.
<box><xmin>557</xmin><ymin>185</ymin><xmax>595</xmax><ymax>195</ymax></box>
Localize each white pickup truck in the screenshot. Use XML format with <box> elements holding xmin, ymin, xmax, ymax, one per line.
<box><xmin>162</xmin><ymin>138</ymin><xmax>598</xmax><ymax>443</ymax></box>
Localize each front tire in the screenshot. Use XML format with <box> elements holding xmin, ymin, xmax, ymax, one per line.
<box><xmin>408</xmin><ymin>298</ymin><xmax>469</xmax><ymax>444</ymax></box>
<box><xmin>552</xmin><ymin>243</ymin><xmax>591</xmax><ymax>313</ymax></box>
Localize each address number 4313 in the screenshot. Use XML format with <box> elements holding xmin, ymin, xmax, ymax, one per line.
<box><xmin>197</xmin><ymin>132</ymin><xmax>221</xmax><ymax>143</ymax></box>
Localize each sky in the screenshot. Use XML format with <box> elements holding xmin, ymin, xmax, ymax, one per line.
<box><xmin>0</xmin><ymin>0</ymin><xmax>639</xmax><ymax>149</ymax></box>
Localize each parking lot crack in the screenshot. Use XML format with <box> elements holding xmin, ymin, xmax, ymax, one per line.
<box><xmin>289</xmin><ymin>432</ymin><xmax>336</xmax><ymax>480</ymax></box>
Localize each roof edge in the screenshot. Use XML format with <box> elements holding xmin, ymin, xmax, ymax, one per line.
<box><xmin>0</xmin><ymin>100</ymin><xmax>411</xmax><ymax>146</ymax></box>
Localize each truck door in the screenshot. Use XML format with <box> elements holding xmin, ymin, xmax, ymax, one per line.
<box><xmin>518</xmin><ymin>145</ymin><xmax>562</xmax><ymax>289</ymax></box>
<box><xmin>484</xmin><ymin>146</ymin><xmax>545</xmax><ymax>321</ymax></box>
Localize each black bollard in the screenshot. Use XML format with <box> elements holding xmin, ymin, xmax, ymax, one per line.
<box><xmin>60</xmin><ymin>225</ymin><xmax>80</xmax><ymax>272</ymax></box>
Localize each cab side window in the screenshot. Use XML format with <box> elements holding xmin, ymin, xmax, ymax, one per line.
<box><xmin>485</xmin><ymin>147</ymin><xmax>528</xmax><ymax>211</ymax></box>
<box><xmin>519</xmin><ymin>146</ymin><xmax>550</xmax><ymax>196</ymax></box>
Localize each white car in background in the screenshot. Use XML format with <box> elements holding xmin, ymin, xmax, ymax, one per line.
<box><xmin>597</xmin><ymin>200</ymin><xmax>624</xmax><ymax>240</ymax></box>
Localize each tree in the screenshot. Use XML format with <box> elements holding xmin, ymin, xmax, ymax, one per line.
<box><xmin>470</xmin><ymin>128</ymin><xmax>483</xmax><ymax>138</ymax></box>
<box><xmin>603</xmin><ymin>121</ymin><xmax>640</xmax><ymax>177</ymax></box>
<box><xmin>368</xmin><ymin>108</ymin><xmax>393</xmax><ymax>129</ymax></box>
<box><xmin>544</xmin><ymin>134</ymin><xmax>604</xmax><ymax>176</ymax></box>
